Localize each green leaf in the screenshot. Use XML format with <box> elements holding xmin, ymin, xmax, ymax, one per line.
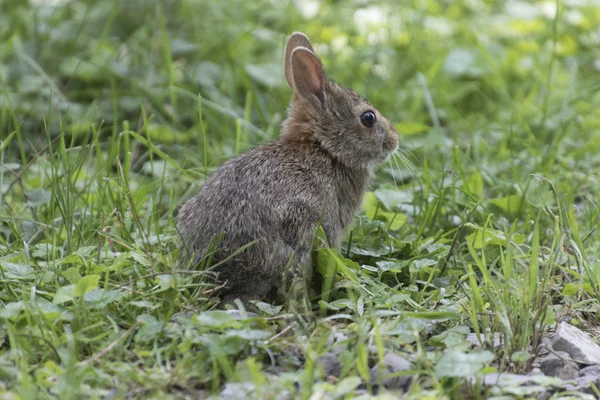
<box><xmin>135</xmin><ymin>315</ymin><xmax>165</xmax><ymax>343</ymax></box>
<box><xmin>403</xmin><ymin>311</ymin><xmax>461</xmax><ymax>321</ymax></box>
<box><xmin>0</xmin><ymin>301</ymin><xmax>24</xmax><ymax>319</ymax></box>
<box><xmin>378</xmin><ymin>319</ymin><xmax>426</xmax><ymax>344</ymax></box>
<box><xmin>465</xmin><ymin>223</ymin><xmax>525</xmax><ymax>249</ymax></box>
<box><xmin>511</xmin><ymin>351</ymin><xmax>531</xmax><ymax>363</ymax></box>
<box><xmin>34</xmin><ymin>300</ymin><xmax>73</xmax><ymax>321</ymax></box>
<box><xmin>333</xmin><ymin>376</ymin><xmax>362</xmax><ymax>396</ymax></box>
<box><xmin>25</xmin><ymin>188</ymin><xmax>52</xmax><ymax>206</ymax></box>
<box><xmin>376</xmin><ymin>260</ymin><xmax>408</xmax><ymax>273</ymax></box>
<box><xmin>361</xmin><ymin>192</ymin><xmax>379</xmax><ymax>219</ymax></box>
<box><xmin>356</xmin><ymin>343</ymin><xmax>370</xmax><ymax>382</ymax></box>
<box><xmin>409</xmin><ymin>259</ymin><xmax>437</xmax><ymax>272</ymax></box>
<box><xmin>466</xmin><ymin>171</ymin><xmax>483</xmax><ymax>198</ymax></box>
<box><xmin>435</xmin><ymin>350</ymin><xmax>494</xmax><ymax>378</ymax></box>
<box><xmin>129</xmin><ymin>301</ymin><xmax>158</xmax><ymax>309</ymax></box>
<box><xmin>562</xmin><ymin>283</ymin><xmax>594</xmax><ymax>296</ymax></box>
<box><xmin>252</xmin><ymin>301</ymin><xmax>282</xmax><ymax>316</ymax></box>
<box><xmin>62</xmin><ymin>267</ymin><xmax>82</xmax><ymax>284</ymax></box>
<box><xmin>320</xmin><ymin>299</ymin><xmax>356</xmax><ymax>312</ymax></box>
<box><xmin>543</xmin><ymin>305</ymin><xmax>556</xmax><ymax>326</ymax></box>
<box><xmin>75</xmin><ymin>275</ymin><xmax>100</xmax><ymax>297</ymax></box>
<box><xmin>73</xmin><ymin>246</ymin><xmax>96</xmax><ymax>258</ymax></box>
<box><xmin>54</xmin><ymin>284</ymin><xmax>76</xmax><ymax>304</ymax></box>
<box><xmin>195</xmin><ymin>311</ymin><xmax>235</xmax><ymax>328</ymax></box>
<box><xmin>361</xmin><ymin>192</ymin><xmax>406</xmax><ymax>230</ymax></box>
<box><xmin>316</xmin><ymin>247</ymin><xmax>360</xmax><ymax>291</ymax></box>
<box><xmin>31</xmin><ymin>244</ymin><xmax>60</xmax><ymax>259</ymax></box>
<box><xmin>1</xmin><ymin>262</ymin><xmax>34</xmax><ymax>279</ymax></box>
<box><xmin>84</xmin><ymin>289</ymin><xmax>122</xmax><ymax>307</ymax></box>
<box><xmin>381</xmin><ymin>211</ymin><xmax>407</xmax><ymax>230</ymax></box>
<box><xmin>489</xmin><ymin>195</ymin><xmax>523</xmax><ymax>218</ymax></box>
<box><xmin>224</xmin><ymin>329</ymin><xmax>271</xmax><ymax>341</ymax></box>
<box><xmin>429</xmin><ymin>325</ymin><xmax>470</xmax><ymax>350</ymax></box>
<box><xmin>314</xmin><ymin>225</ymin><xmax>330</xmax><ymax>247</ymax></box>
<box><xmin>374</xmin><ymin>190</ymin><xmax>413</xmax><ymax>210</ymax></box>
<box><xmin>129</xmin><ymin>251</ymin><xmax>151</xmax><ymax>266</ymax></box>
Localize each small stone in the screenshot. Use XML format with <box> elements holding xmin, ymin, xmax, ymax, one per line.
<box><xmin>370</xmin><ymin>352</ymin><xmax>413</xmax><ymax>390</ymax></box>
<box><xmin>580</xmin><ymin>365</ymin><xmax>600</xmax><ymax>377</ymax></box>
<box><xmin>536</xmin><ymin>390</ymin><xmax>553</xmax><ymax>400</ymax></box>
<box><xmin>528</xmin><ymin>367</ymin><xmax>544</xmax><ymax>376</ymax></box>
<box><xmin>539</xmin><ymin>351</ymin><xmax>579</xmax><ymax>379</ymax></box>
<box><xmin>318</xmin><ymin>352</ymin><xmax>342</xmax><ymax>378</ymax></box>
<box><xmin>451</xmin><ymin>215</ymin><xmax>462</xmax><ymax>227</ymax></box>
<box><xmin>552</xmin><ymin>322</ymin><xmax>600</xmax><ymax>364</ymax></box>
<box><xmin>325</xmin><ymin>331</ymin><xmax>349</xmax><ymax>355</ymax></box>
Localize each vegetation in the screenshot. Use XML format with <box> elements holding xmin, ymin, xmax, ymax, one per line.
<box><xmin>1</xmin><ymin>0</ymin><xmax>600</xmax><ymax>398</ymax></box>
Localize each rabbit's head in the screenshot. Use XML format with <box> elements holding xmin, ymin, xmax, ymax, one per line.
<box><xmin>281</xmin><ymin>32</ymin><xmax>398</xmax><ymax>169</ymax></box>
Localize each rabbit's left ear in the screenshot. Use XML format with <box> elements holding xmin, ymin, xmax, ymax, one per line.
<box><xmin>284</xmin><ymin>32</ymin><xmax>314</xmax><ymax>90</ymax></box>
<box><xmin>291</xmin><ymin>46</ymin><xmax>326</xmax><ymax>105</ymax></box>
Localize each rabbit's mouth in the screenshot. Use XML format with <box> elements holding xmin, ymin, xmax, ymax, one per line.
<box><xmin>384</xmin><ymin>131</ymin><xmax>399</xmax><ymax>155</ymax></box>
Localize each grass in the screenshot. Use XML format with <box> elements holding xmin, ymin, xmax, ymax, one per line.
<box><xmin>1</xmin><ymin>0</ymin><xmax>600</xmax><ymax>398</ymax></box>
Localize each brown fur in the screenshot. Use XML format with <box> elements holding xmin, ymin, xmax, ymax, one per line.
<box><xmin>177</xmin><ymin>32</ymin><xmax>398</xmax><ymax>304</ymax></box>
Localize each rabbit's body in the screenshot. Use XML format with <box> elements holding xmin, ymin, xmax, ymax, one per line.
<box><xmin>177</xmin><ymin>32</ymin><xmax>398</xmax><ymax>304</ymax></box>
<box><xmin>177</xmin><ymin>139</ymin><xmax>370</xmax><ymax>302</ymax></box>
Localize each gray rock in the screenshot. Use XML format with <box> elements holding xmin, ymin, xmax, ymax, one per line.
<box><xmin>537</xmin><ymin>337</ymin><xmax>552</xmax><ymax>356</ymax></box>
<box><xmin>552</xmin><ymin>322</ymin><xmax>600</xmax><ymax>364</ymax></box>
<box><xmin>528</xmin><ymin>367</ymin><xmax>544</xmax><ymax>376</ymax></box>
<box><xmin>370</xmin><ymin>352</ymin><xmax>413</xmax><ymax>390</ymax></box>
<box><xmin>580</xmin><ymin>365</ymin><xmax>600</xmax><ymax>377</ymax></box>
<box><xmin>539</xmin><ymin>351</ymin><xmax>580</xmax><ymax>379</ymax></box>
<box><xmin>318</xmin><ymin>352</ymin><xmax>342</xmax><ymax>378</ymax></box>
<box><xmin>325</xmin><ymin>331</ymin><xmax>349</xmax><ymax>355</ymax></box>
<box><xmin>564</xmin><ymin>375</ymin><xmax>600</xmax><ymax>394</ymax></box>
<box><xmin>536</xmin><ymin>390</ymin><xmax>553</xmax><ymax>400</ymax></box>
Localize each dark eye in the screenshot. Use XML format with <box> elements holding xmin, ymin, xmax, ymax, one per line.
<box><xmin>360</xmin><ymin>111</ymin><xmax>376</xmax><ymax>127</ymax></box>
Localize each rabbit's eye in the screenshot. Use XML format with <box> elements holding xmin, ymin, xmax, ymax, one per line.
<box><xmin>360</xmin><ymin>111</ymin><xmax>376</xmax><ymax>127</ymax></box>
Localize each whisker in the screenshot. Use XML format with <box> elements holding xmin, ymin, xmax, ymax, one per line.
<box><xmin>388</xmin><ymin>157</ymin><xmax>398</xmax><ymax>190</ymax></box>
<box><xmin>392</xmin><ymin>153</ymin><xmax>405</xmax><ymax>186</ymax></box>
<box><xmin>397</xmin><ymin>146</ymin><xmax>417</xmax><ymax>163</ymax></box>
<box><xmin>394</xmin><ymin>149</ymin><xmax>415</xmax><ymax>172</ymax></box>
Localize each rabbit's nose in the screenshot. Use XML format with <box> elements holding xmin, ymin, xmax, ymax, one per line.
<box><xmin>387</xmin><ymin>131</ymin><xmax>399</xmax><ymax>151</ymax></box>
<box><xmin>386</xmin><ymin>121</ymin><xmax>399</xmax><ymax>151</ymax></box>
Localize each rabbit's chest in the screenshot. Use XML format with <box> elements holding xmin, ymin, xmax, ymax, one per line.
<box><xmin>319</xmin><ymin>177</ymin><xmax>369</xmax><ymax>246</ymax></box>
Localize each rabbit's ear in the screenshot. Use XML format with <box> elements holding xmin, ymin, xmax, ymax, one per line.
<box><xmin>284</xmin><ymin>32</ymin><xmax>314</xmax><ymax>90</ymax></box>
<box><xmin>291</xmin><ymin>47</ymin><xmax>326</xmax><ymax>105</ymax></box>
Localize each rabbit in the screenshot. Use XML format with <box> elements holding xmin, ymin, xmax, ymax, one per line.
<box><xmin>176</xmin><ymin>32</ymin><xmax>398</xmax><ymax>305</ymax></box>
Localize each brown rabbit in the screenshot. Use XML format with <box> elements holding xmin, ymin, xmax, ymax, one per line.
<box><xmin>177</xmin><ymin>32</ymin><xmax>398</xmax><ymax>305</ymax></box>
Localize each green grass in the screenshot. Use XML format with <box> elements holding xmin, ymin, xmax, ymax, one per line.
<box><xmin>1</xmin><ymin>0</ymin><xmax>600</xmax><ymax>398</ymax></box>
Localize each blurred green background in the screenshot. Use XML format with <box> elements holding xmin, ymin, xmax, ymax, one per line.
<box><xmin>3</xmin><ymin>0</ymin><xmax>598</xmax><ymax>164</ymax></box>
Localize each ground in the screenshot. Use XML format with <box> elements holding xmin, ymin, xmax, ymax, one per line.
<box><xmin>1</xmin><ymin>0</ymin><xmax>600</xmax><ymax>399</ymax></box>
